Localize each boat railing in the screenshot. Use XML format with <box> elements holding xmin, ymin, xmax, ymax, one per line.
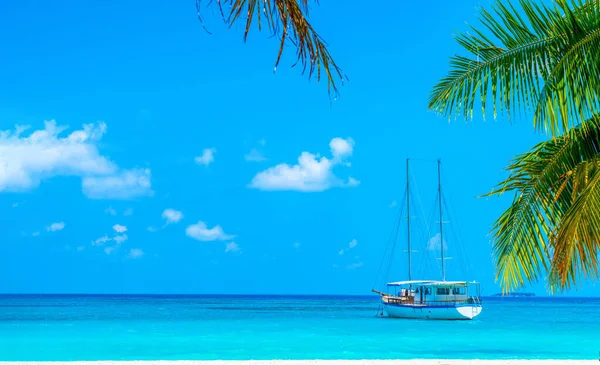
<box><xmin>381</xmin><ymin>295</ymin><xmax>481</xmax><ymax>306</ymax></box>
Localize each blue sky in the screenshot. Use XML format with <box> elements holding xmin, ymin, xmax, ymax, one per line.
<box><xmin>1</xmin><ymin>0</ymin><xmax>598</xmax><ymax>296</ymax></box>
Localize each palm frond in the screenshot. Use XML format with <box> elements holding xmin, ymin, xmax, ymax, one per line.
<box><xmin>196</xmin><ymin>0</ymin><xmax>345</xmax><ymax>96</ymax></box>
<box><xmin>549</xmin><ymin>158</ymin><xmax>600</xmax><ymax>291</ymax></box>
<box><xmin>483</xmin><ymin>115</ymin><xmax>600</xmax><ymax>292</ymax></box>
<box><xmin>429</xmin><ymin>0</ymin><xmax>600</xmax><ymax>135</ymax></box>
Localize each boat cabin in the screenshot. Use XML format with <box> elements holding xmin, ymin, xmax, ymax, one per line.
<box><xmin>380</xmin><ymin>280</ymin><xmax>479</xmax><ymax>305</ymax></box>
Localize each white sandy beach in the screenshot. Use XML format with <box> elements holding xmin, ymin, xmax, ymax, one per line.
<box><xmin>0</xmin><ymin>360</ymin><xmax>596</xmax><ymax>364</ymax></box>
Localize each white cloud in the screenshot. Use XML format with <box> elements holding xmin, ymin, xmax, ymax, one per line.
<box><xmin>92</xmin><ymin>231</ymin><xmax>127</xmax><ymax>247</ymax></box>
<box><xmin>127</xmin><ymin>248</ymin><xmax>144</xmax><ymax>259</ymax></box>
<box><xmin>293</xmin><ymin>242</ymin><xmax>301</xmax><ymax>249</ymax></box>
<box><xmin>195</xmin><ymin>148</ymin><xmax>216</xmax><ymax>166</ymax></box>
<box><xmin>104</xmin><ymin>206</ymin><xmax>117</xmax><ymax>215</ymax></box>
<box><xmin>76</xmin><ymin>246</ymin><xmax>85</xmax><ymax>251</ymax></box>
<box><xmin>32</xmin><ymin>231</ymin><xmax>40</xmax><ymax>237</ymax></box>
<box><xmin>82</xmin><ymin>168</ymin><xmax>153</xmax><ymax>200</ymax></box>
<box><xmin>249</xmin><ymin>137</ymin><xmax>358</xmax><ymax>192</ymax></box>
<box><xmin>104</xmin><ymin>247</ymin><xmax>116</xmax><ymax>255</ymax></box>
<box><xmin>162</xmin><ymin>209</ymin><xmax>184</xmax><ymax>225</ymax></box>
<box><xmin>427</xmin><ymin>233</ymin><xmax>448</xmax><ymax>251</ymax></box>
<box><xmin>12</xmin><ymin>202</ymin><xmax>19</xmax><ymax>208</ymax></box>
<box><xmin>112</xmin><ymin>224</ymin><xmax>127</xmax><ymax>233</ymax></box>
<box><xmin>339</xmin><ymin>239</ymin><xmax>357</xmax><ymax>255</ymax></box>
<box><xmin>225</xmin><ymin>241</ymin><xmax>241</xmax><ymax>253</ymax></box>
<box><xmin>47</xmin><ymin>222</ymin><xmax>65</xmax><ymax>232</ymax></box>
<box><xmin>185</xmin><ymin>221</ymin><xmax>235</xmax><ymax>242</ymax></box>
<box><xmin>389</xmin><ymin>200</ymin><xmax>397</xmax><ymax>208</ymax></box>
<box><xmin>245</xmin><ymin>148</ymin><xmax>267</xmax><ymax>162</ymax></box>
<box><xmin>123</xmin><ymin>208</ymin><xmax>134</xmax><ymax>216</ymax></box>
<box><xmin>113</xmin><ymin>234</ymin><xmax>128</xmax><ymax>244</ymax></box>
<box><xmin>347</xmin><ymin>261</ymin><xmax>364</xmax><ymax>270</ymax></box>
<box><xmin>347</xmin><ymin>177</ymin><xmax>360</xmax><ymax>187</ymax></box>
<box><xmin>330</xmin><ymin>137</ymin><xmax>354</xmax><ymax>160</ymax></box>
<box><xmin>0</xmin><ymin>121</ymin><xmax>151</xmax><ymax>199</ymax></box>
<box><xmin>147</xmin><ymin>226</ymin><xmax>158</xmax><ymax>233</ymax></box>
<box><xmin>93</xmin><ymin>235</ymin><xmax>111</xmax><ymax>246</ymax></box>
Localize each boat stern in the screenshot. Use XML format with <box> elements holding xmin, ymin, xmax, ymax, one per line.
<box><xmin>457</xmin><ymin>304</ymin><xmax>482</xmax><ymax>319</ymax></box>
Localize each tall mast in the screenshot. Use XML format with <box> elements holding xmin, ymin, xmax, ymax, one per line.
<box><xmin>438</xmin><ymin>159</ymin><xmax>445</xmax><ymax>281</ymax></box>
<box><xmin>406</xmin><ymin>158</ymin><xmax>411</xmax><ymax>282</ymax></box>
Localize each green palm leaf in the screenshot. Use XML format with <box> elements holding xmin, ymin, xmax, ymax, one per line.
<box><xmin>196</xmin><ymin>0</ymin><xmax>345</xmax><ymax>95</ymax></box>
<box><xmin>484</xmin><ymin>116</ymin><xmax>600</xmax><ymax>292</ymax></box>
<box><xmin>550</xmin><ymin>157</ymin><xmax>600</xmax><ymax>291</ymax></box>
<box><xmin>429</xmin><ymin>0</ymin><xmax>600</xmax><ymax>135</ymax></box>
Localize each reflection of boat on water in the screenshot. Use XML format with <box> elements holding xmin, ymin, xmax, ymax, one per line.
<box><xmin>372</xmin><ymin>159</ymin><xmax>482</xmax><ymax>320</ymax></box>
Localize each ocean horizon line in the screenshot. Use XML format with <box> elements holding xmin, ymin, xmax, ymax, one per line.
<box><xmin>0</xmin><ymin>293</ymin><xmax>598</xmax><ymax>299</ymax></box>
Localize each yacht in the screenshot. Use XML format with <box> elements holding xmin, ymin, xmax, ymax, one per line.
<box><xmin>372</xmin><ymin>159</ymin><xmax>482</xmax><ymax>320</ymax></box>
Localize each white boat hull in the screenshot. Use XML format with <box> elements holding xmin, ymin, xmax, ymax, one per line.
<box><xmin>384</xmin><ymin>302</ymin><xmax>482</xmax><ymax>320</ymax></box>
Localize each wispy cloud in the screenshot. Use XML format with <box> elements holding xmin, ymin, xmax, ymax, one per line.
<box><xmin>389</xmin><ymin>200</ymin><xmax>397</xmax><ymax>208</ymax></box>
<box><xmin>82</xmin><ymin>168</ymin><xmax>153</xmax><ymax>200</ymax></box>
<box><xmin>92</xmin><ymin>227</ymin><xmax>127</xmax><ymax>249</ymax></box>
<box><xmin>0</xmin><ymin>121</ymin><xmax>152</xmax><ymax>199</ymax></box>
<box><xmin>112</xmin><ymin>224</ymin><xmax>127</xmax><ymax>234</ymax></box>
<box><xmin>427</xmin><ymin>233</ymin><xmax>447</xmax><ymax>251</ymax></box>
<box><xmin>47</xmin><ymin>222</ymin><xmax>65</xmax><ymax>232</ymax></box>
<box><xmin>31</xmin><ymin>231</ymin><xmax>40</xmax><ymax>237</ymax></box>
<box><xmin>162</xmin><ymin>209</ymin><xmax>184</xmax><ymax>225</ymax></box>
<box><xmin>11</xmin><ymin>202</ymin><xmax>19</xmax><ymax>208</ymax></box>
<box><xmin>224</xmin><ymin>242</ymin><xmax>241</xmax><ymax>253</ymax></box>
<box><xmin>93</xmin><ymin>235</ymin><xmax>111</xmax><ymax>246</ymax></box>
<box><xmin>339</xmin><ymin>239</ymin><xmax>357</xmax><ymax>255</ymax></box>
<box><xmin>293</xmin><ymin>242</ymin><xmax>301</xmax><ymax>249</ymax></box>
<box><xmin>195</xmin><ymin>148</ymin><xmax>216</xmax><ymax>166</ymax></box>
<box><xmin>347</xmin><ymin>261</ymin><xmax>364</xmax><ymax>270</ymax></box>
<box><xmin>245</xmin><ymin>148</ymin><xmax>267</xmax><ymax>162</ymax></box>
<box><xmin>185</xmin><ymin>221</ymin><xmax>235</xmax><ymax>242</ymax></box>
<box><xmin>249</xmin><ymin>137</ymin><xmax>358</xmax><ymax>192</ymax></box>
<box><xmin>127</xmin><ymin>248</ymin><xmax>144</xmax><ymax>259</ymax></box>
<box><xmin>147</xmin><ymin>226</ymin><xmax>158</xmax><ymax>233</ymax></box>
<box><xmin>105</xmin><ymin>207</ymin><xmax>134</xmax><ymax>216</ymax></box>
<box><xmin>104</xmin><ymin>207</ymin><xmax>117</xmax><ymax>216</ymax></box>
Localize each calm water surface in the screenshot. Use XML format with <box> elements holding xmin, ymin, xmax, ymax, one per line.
<box><xmin>0</xmin><ymin>295</ymin><xmax>598</xmax><ymax>360</ymax></box>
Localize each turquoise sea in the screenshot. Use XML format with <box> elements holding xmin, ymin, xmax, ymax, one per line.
<box><xmin>0</xmin><ymin>295</ymin><xmax>599</xmax><ymax>361</ymax></box>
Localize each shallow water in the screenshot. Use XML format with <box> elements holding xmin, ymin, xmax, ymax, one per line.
<box><xmin>0</xmin><ymin>295</ymin><xmax>598</xmax><ymax>360</ymax></box>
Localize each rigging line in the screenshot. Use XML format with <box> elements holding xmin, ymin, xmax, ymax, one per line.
<box><xmin>418</xmin><ymin>191</ymin><xmax>441</xmax><ymax>280</ymax></box>
<box><xmin>436</xmin><ymin>166</ymin><xmax>464</xmax><ymax>280</ymax></box>
<box><xmin>414</xmin><ymin>198</ymin><xmax>430</xmax><ymax>280</ymax></box>
<box><xmin>440</xmin><ymin>165</ymin><xmax>475</xmax><ymax>279</ymax></box>
<box><xmin>413</xmin><ymin>189</ymin><xmax>432</xmax><ymax>281</ymax></box>
<box><xmin>409</xmin><ymin>164</ymin><xmax>436</xmax><ymax>280</ymax></box>
<box><xmin>372</xmin><ymin>191</ymin><xmax>406</xmax><ymax>291</ymax></box>
<box><xmin>383</xmin><ymin>192</ymin><xmax>405</xmax><ymax>287</ymax></box>
<box><xmin>443</xmin><ymin>195</ymin><xmax>469</xmax><ymax>279</ymax></box>
<box><xmin>450</xmin><ymin>199</ymin><xmax>471</xmax><ymax>276</ymax></box>
<box><xmin>373</xmin><ymin>192</ymin><xmax>406</xmax><ymax>289</ymax></box>
<box><xmin>432</xmin><ymin>190</ymin><xmax>445</xmax><ymax>279</ymax></box>
<box><xmin>409</xmin><ymin>164</ymin><xmax>432</xmax><ymax>241</ymax></box>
